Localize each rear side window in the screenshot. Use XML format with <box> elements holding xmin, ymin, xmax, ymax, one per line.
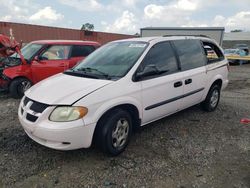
<box><xmin>202</xmin><ymin>41</ymin><xmax>224</xmax><ymax>63</ymax></box>
<box><xmin>71</xmin><ymin>45</ymin><xmax>95</xmax><ymax>57</ymax></box>
<box><xmin>173</xmin><ymin>39</ymin><xmax>206</xmax><ymax>71</ymax></box>
<box><xmin>138</xmin><ymin>41</ymin><xmax>179</xmax><ymax>79</ymax></box>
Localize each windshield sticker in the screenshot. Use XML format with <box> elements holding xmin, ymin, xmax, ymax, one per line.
<box><xmin>128</xmin><ymin>44</ymin><xmax>147</xmax><ymax>48</ymax></box>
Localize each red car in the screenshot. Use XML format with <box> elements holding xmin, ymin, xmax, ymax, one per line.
<box><xmin>0</xmin><ymin>40</ymin><xmax>100</xmax><ymax>98</ymax></box>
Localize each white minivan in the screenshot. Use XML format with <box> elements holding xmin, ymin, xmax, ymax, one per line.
<box><xmin>18</xmin><ymin>36</ymin><xmax>229</xmax><ymax>155</ymax></box>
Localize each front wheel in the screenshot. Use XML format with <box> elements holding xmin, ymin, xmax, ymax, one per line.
<box><xmin>9</xmin><ymin>78</ymin><xmax>32</xmax><ymax>99</ymax></box>
<box><xmin>201</xmin><ymin>84</ymin><xmax>221</xmax><ymax>112</ymax></box>
<box><xmin>97</xmin><ymin>109</ymin><xmax>132</xmax><ymax>156</ymax></box>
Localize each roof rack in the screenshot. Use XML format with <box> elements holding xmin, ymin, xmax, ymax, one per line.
<box><xmin>163</xmin><ymin>34</ymin><xmax>210</xmax><ymax>38</ymax></box>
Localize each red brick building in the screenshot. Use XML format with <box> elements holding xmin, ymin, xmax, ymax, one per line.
<box><xmin>0</xmin><ymin>21</ymin><xmax>135</xmax><ymax>44</ymax></box>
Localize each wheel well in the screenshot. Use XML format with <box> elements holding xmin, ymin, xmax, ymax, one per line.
<box><xmin>10</xmin><ymin>76</ymin><xmax>32</xmax><ymax>84</ymax></box>
<box><xmin>93</xmin><ymin>104</ymin><xmax>141</xmax><ymax>144</ymax></box>
<box><xmin>211</xmin><ymin>79</ymin><xmax>222</xmax><ymax>89</ymax></box>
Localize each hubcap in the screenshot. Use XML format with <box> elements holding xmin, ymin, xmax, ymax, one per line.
<box><xmin>112</xmin><ymin>118</ymin><xmax>129</xmax><ymax>148</ymax></box>
<box><xmin>210</xmin><ymin>89</ymin><xmax>219</xmax><ymax>108</ymax></box>
<box><xmin>20</xmin><ymin>81</ymin><xmax>31</xmax><ymax>93</ymax></box>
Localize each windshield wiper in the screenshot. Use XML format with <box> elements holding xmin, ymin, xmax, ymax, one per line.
<box><xmin>64</xmin><ymin>69</ymin><xmax>100</xmax><ymax>79</ymax></box>
<box><xmin>76</xmin><ymin>67</ymin><xmax>111</xmax><ymax>80</ymax></box>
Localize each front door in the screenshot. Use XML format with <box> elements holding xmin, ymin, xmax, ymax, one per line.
<box><xmin>138</xmin><ymin>41</ymin><xmax>184</xmax><ymax>124</ymax></box>
<box><xmin>31</xmin><ymin>45</ymin><xmax>71</xmax><ymax>83</ymax></box>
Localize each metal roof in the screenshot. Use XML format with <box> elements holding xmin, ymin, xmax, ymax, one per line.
<box><xmin>224</xmin><ymin>32</ymin><xmax>250</xmax><ymax>41</ymax></box>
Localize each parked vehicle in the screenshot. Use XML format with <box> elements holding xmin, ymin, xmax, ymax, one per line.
<box><xmin>234</xmin><ymin>44</ymin><xmax>249</xmax><ymax>55</ymax></box>
<box><xmin>0</xmin><ymin>40</ymin><xmax>100</xmax><ymax>98</ymax></box>
<box><xmin>224</xmin><ymin>48</ymin><xmax>247</xmax><ymax>65</ymax></box>
<box><xmin>18</xmin><ymin>36</ymin><xmax>229</xmax><ymax>156</ymax></box>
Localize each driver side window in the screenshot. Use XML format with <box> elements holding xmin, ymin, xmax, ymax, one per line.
<box><xmin>139</xmin><ymin>41</ymin><xmax>179</xmax><ymax>79</ymax></box>
<box><xmin>40</xmin><ymin>45</ymin><xmax>70</xmax><ymax>60</ymax></box>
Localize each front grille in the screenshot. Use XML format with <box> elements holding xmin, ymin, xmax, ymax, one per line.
<box><xmin>23</xmin><ymin>97</ymin><xmax>29</xmax><ymax>106</ymax></box>
<box><xmin>24</xmin><ymin>97</ymin><xmax>49</xmax><ymax>113</ymax></box>
<box><xmin>21</xmin><ymin>97</ymin><xmax>50</xmax><ymax>123</ymax></box>
<box><xmin>30</xmin><ymin>101</ymin><xmax>49</xmax><ymax>113</ymax></box>
<box><xmin>26</xmin><ymin>113</ymin><xmax>38</xmax><ymax>122</ymax></box>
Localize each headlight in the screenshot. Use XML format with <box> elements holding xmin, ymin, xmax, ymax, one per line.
<box><xmin>49</xmin><ymin>106</ymin><xmax>88</xmax><ymax>122</ymax></box>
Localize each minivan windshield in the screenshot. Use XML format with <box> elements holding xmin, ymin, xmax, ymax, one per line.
<box><xmin>67</xmin><ymin>41</ymin><xmax>148</xmax><ymax>80</ymax></box>
<box><xmin>11</xmin><ymin>43</ymin><xmax>43</xmax><ymax>60</ymax></box>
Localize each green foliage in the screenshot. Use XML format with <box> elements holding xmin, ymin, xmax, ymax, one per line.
<box><xmin>230</xmin><ymin>29</ymin><xmax>243</xmax><ymax>32</ymax></box>
<box><xmin>81</xmin><ymin>23</ymin><xmax>94</xmax><ymax>31</ymax></box>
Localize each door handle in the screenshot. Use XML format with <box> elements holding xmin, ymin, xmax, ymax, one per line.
<box><xmin>174</xmin><ymin>81</ymin><xmax>183</xmax><ymax>88</ymax></box>
<box><xmin>185</xmin><ymin>78</ymin><xmax>192</xmax><ymax>85</ymax></box>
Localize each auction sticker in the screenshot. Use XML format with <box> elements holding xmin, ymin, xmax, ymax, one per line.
<box><xmin>129</xmin><ymin>43</ymin><xmax>147</xmax><ymax>48</ymax></box>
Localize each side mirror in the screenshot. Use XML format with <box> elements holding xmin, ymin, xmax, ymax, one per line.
<box><xmin>133</xmin><ymin>65</ymin><xmax>158</xmax><ymax>81</ymax></box>
<box><xmin>34</xmin><ymin>55</ymin><xmax>39</xmax><ymax>61</ymax></box>
<box><xmin>35</xmin><ymin>55</ymin><xmax>48</xmax><ymax>61</ymax></box>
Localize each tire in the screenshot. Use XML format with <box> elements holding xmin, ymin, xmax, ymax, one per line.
<box><xmin>201</xmin><ymin>84</ymin><xmax>221</xmax><ymax>112</ymax></box>
<box><xmin>96</xmin><ymin>109</ymin><xmax>133</xmax><ymax>156</ymax></box>
<box><xmin>9</xmin><ymin>78</ymin><xmax>32</xmax><ymax>99</ymax></box>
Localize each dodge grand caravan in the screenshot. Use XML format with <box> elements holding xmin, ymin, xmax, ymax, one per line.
<box><xmin>0</xmin><ymin>40</ymin><xmax>100</xmax><ymax>98</ymax></box>
<box><xmin>18</xmin><ymin>36</ymin><xmax>229</xmax><ymax>156</ymax></box>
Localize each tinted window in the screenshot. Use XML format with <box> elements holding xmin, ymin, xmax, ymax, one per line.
<box><xmin>41</xmin><ymin>45</ymin><xmax>70</xmax><ymax>60</ymax></box>
<box><xmin>202</xmin><ymin>41</ymin><xmax>224</xmax><ymax>63</ymax></box>
<box><xmin>173</xmin><ymin>39</ymin><xmax>206</xmax><ymax>71</ymax></box>
<box><xmin>71</xmin><ymin>45</ymin><xmax>95</xmax><ymax>57</ymax></box>
<box><xmin>139</xmin><ymin>41</ymin><xmax>178</xmax><ymax>78</ymax></box>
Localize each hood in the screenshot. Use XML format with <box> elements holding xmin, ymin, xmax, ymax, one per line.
<box><xmin>0</xmin><ymin>34</ymin><xmax>21</xmax><ymax>57</ymax></box>
<box><xmin>0</xmin><ymin>34</ymin><xmax>25</xmax><ymax>67</ymax></box>
<box><xmin>25</xmin><ymin>73</ymin><xmax>113</xmax><ymax>105</ymax></box>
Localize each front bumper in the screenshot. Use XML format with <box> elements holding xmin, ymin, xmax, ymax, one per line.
<box><xmin>18</xmin><ymin>97</ymin><xmax>96</xmax><ymax>150</ymax></box>
<box><xmin>0</xmin><ymin>77</ymin><xmax>9</xmax><ymax>91</ymax></box>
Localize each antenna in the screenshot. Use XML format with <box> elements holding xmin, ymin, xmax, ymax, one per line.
<box><xmin>9</xmin><ymin>28</ymin><xmax>15</xmax><ymax>41</ymax></box>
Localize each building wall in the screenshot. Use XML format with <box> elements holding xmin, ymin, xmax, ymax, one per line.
<box><xmin>222</xmin><ymin>40</ymin><xmax>250</xmax><ymax>49</ymax></box>
<box><xmin>0</xmin><ymin>22</ymin><xmax>134</xmax><ymax>44</ymax></box>
<box><xmin>223</xmin><ymin>32</ymin><xmax>250</xmax><ymax>49</ymax></box>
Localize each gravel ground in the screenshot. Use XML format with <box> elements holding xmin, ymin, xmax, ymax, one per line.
<box><xmin>0</xmin><ymin>64</ymin><xmax>249</xmax><ymax>188</ymax></box>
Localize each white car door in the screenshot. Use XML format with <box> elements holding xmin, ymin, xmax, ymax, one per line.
<box><xmin>135</xmin><ymin>41</ymin><xmax>184</xmax><ymax>124</ymax></box>
<box><xmin>172</xmin><ymin>39</ymin><xmax>207</xmax><ymax>109</ymax></box>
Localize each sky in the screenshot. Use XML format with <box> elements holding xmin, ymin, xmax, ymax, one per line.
<box><xmin>1</xmin><ymin>0</ymin><xmax>250</xmax><ymax>34</ymax></box>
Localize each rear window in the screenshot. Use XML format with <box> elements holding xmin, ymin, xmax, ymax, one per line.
<box><xmin>202</xmin><ymin>41</ymin><xmax>224</xmax><ymax>63</ymax></box>
<box><xmin>173</xmin><ymin>39</ymin><xmax>206</xmax><ymax>71</ymax></box>
<box><xmin>71</xmin><ymin>45</ymin><xmax>96</xmax><ymax>57</ymax></box>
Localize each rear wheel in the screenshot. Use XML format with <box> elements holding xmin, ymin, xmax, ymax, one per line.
<box><xmin>201</xmin><ymin>84</ymin><xmax>221</xmax><ymax>112</ymax></box>
<box><xmin>9</xmin><ymin>78</ymin><xmax>32</xmax><ymax>99</ymax></box>
<box><xmin>96</xmin><ymin>109</ymin><xmax>132</xmax><ymax>156</ymax></box>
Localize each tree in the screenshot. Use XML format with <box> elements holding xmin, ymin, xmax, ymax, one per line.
<box><xmin>134</xmin><ymin>33</ymin><xmax>140</xmax><ymax>37</ymax></box>
<box><xmin>81</xmin><ymin>23</ymin><xmax>94</xmax><ymax>31</ymax></box>
<box><xmin>230</xmin><ymin>29</ymin><xmax>243</xmax><ymax>32</ymax></box>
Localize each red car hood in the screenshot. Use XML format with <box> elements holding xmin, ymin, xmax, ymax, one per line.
<box><xmin>0</xmin><ymin>34</ymin><xmax>21</xmax><ymax>57</ymax></box>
